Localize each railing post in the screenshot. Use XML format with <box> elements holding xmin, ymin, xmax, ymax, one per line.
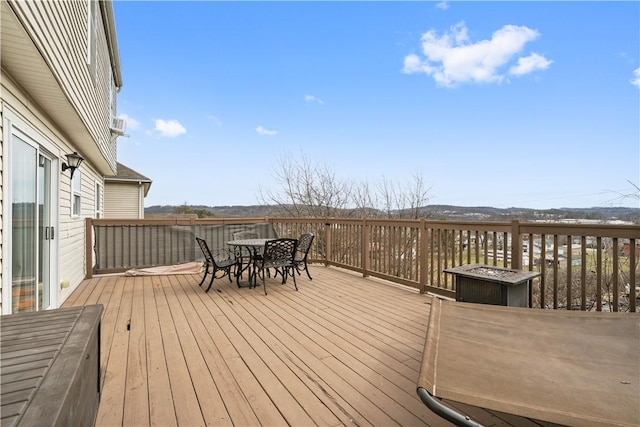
<box><xmin>419</xmin><ymin>219</ymin><xmax>427</xmax><ymax>294</ymax></box>
<box><xmin>190</xmin><ymin>217</ymin><xmax>197</xmax><ymax>262</ymax></box>
<box><xmin>362</xmin><ymin>219</ymin><xmax>370</xmax><ymax>278</ymax></box>
<box><xmin>324</xmin><ymin>221</ymin><xmax>332</xmax><ymax>266</ymax></box>
<box><xmin>85</xmin><ymin>218</ymin><xmax>93</xmax><ymax>279</ymax></box>
<box><xmin>511</xmin><ymin>220</ymin><xmax>522</xmax><ymax>270</ymax></box>
<box><xmin>629</xmin><ymin>238</ymin><xmax>636</xmax><ymax>313</ymax></box>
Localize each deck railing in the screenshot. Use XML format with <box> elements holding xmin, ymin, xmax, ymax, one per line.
<box><xmin>86</xmin><ymin>217</ymin><xmax>639</xmax><ymax>312</ymax></box>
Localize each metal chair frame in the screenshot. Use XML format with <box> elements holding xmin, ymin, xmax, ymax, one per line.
<box><xmin>252</xmin><ymin>238</ymin><xmax>298</xmax><ymax>295</ymax></box>
<box><xmin>196</xmin><ymin>237</ymin><xmax>238</xmax><ymax>293</ymax></box>
<box><xmin>293</xmin><ymin>233</ymin><xmax>314</xmax><ymax>280</ymax></box>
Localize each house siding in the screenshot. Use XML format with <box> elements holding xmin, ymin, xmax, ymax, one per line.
<box><xmin>2</xmin><ymin>76</ymin><xmax>106</xmax><ymax>308</ymax></box>
<box><xmin>7</xmin><ymin>0</ymin><xmax>117</xmax><ymax>171</ymax></box>
<box><xmin>1</xmin><ymin>0</ymin><xmax>121</xmax><ymax>312</ymax></box>
<box><xmin>105</xmin><ymin>183</ymin><xmax>142</xmax><ymax>219</ymax></box>
<box><xmin>0</xmin><ymin>101</ymin><xmax>3</xmax><ymax>310</ymax></box>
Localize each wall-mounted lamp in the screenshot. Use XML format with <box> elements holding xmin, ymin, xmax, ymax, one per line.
<box><xmin>61</xmin><ymin>152</ymin><xmax>84</xmax><ymax>179</ymax></box>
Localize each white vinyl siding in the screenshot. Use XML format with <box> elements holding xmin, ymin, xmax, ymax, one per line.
<box><xmin>0</xmin><ymin>101</ymin><xmax>4</xmax><ymax>312</ymax></box>
<box><xmin>104</xmin><ymin>183</ymin><xmax>143</xmax><ymax>219</ymax></box>
<box><xmin>87</xmin><ymin>0</ymin><xmax>97</xmax><ymax>84</ymax></box>
<box><xmin>7</xmin><ymin>0</ymin><xmax>117</xmax><ymax>170</ymax></box>
<box><xmin>2</xmin><ymin>0</ymin><xmax>121</xmax><ymax>310</ymax></box>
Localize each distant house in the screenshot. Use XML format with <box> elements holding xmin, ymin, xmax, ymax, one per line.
<box><xmin>1</xmin><ymin>0</ymin><xmax>123</xmax><ymax>313</ymax></box>
<box><xmin>622</xmin><ymin>242</ymin><xmax>640</xmax><ymax>258</ymax></box>
<box><xmin>104</xmin><ymin>163</ymin><xmax>152</xmax><ymax>219</ymax></box>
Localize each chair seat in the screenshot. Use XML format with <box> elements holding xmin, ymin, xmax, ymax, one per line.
<box><xmin>257</xmin><ymin>259</ymin><xmax>291</xmax><ymax>269</ymax></box>
<box><xmin>215</xmin><ymin>257</ymin><xmax>237</xmax><ymax>268</ymax></box>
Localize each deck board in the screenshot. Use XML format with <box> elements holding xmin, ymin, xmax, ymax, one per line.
<box><xmin>142</xmin><ymin>275</ymin><xmax>177</xmax><ymax>426</ymax></box>
<box><xmin>62</xmin><ymin>265</ymin><xmax>502</xmax><ymax>426</ymax></box>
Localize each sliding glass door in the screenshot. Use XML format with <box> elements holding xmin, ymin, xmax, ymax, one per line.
<box><xmin>11</xmin><ymin>135</ymin><xmax>54</xmax><ymax>312</ymax></box>
<box><xmin>38</xmin><ymin>153</ymin><xmax>53</xmax><ymax>310</ymax></box>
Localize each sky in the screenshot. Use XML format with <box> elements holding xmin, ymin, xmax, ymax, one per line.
<box><xmin>113</xmin><ymin>1</ymin><xmax>640</xmax><ymax>210</ymax></box>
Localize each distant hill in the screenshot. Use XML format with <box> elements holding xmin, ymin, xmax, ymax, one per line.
<box><xmin>145</xmin><ymin>204</ymin><xmax>286</xmax><ymax>218</ymax></box>
<box><xmin>145</xmin><ymin>204</ymin><xmax>640</xmax><ymax>223</ymax></box>
<box><xmin>418</xmin><ymin>205</ymin><xmax>640</xmax><ymax>222</ymax></box>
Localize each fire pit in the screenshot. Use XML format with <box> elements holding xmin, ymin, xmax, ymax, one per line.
<box><xmin>444</xmin><ymin>264</ymin><xmax>540</xmax><ymax>307</ymax></box>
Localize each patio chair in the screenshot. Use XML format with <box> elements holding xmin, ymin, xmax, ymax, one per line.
<box><xmin>195</xmin><ymin>237</ymin><xmax>238</xmax><ymax>293</ymax></box>
<box><xmin>252</xmin><ymin>238</ymin><xmax>298</xmax><ymax>295</ymax></box>
<box><xmin>293</xmin><ymin>233</ymin><xmax>314</xmax><ymax>280</ymax></box>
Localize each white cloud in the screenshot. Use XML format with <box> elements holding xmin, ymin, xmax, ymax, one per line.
<box><xmin>509</xmin><ymin>53</ymin><xmax>553</xmax><ymax>76</ymax></box>
<box><xmin>207</xmin><ymin>115</ymin><xmax>223</xmax><ymax>126</ymax></box>
<box><xmin>436</xmin><ymin>1</ymin><xmax>449</xmax><ymax>10</ymax></box>
<box><xmin>256</xmin><ymin>125</ymin><xmax>278</xmax><ymax>136</ymax></box>
<box><xmin>631</xmin><ymin>68</ymin><xmax>640</xmax><ymax>88</ymax></box>
<box><xmin>119</xmin><ymin>113</ymin><xmax>140</xmax><ymax>130</ymax></box>
<box><xmin>403</xmin><ymin>22</ymin><xmax>551</xmax><ymax>87</ymax></box>
<box><xmin>154</xmin><ymin>119</ymin><xmax>186</xmax><ymax>137</ymax></box>
<box><xmin>305</xmin><ymin>94</ymin><xmax>324</xmax><ymax>105</ymax></box>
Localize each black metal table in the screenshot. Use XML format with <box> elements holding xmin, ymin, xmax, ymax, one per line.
<box><xmin>227</xmin><ymin>238</ymin><xmax>273</xmax><ymax>287</ymax></box>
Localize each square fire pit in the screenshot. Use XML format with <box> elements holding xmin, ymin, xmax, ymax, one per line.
<box><xmin>444</xmin><ymin>264</ymin><xmax>540</xmax><ymax>307</ymax></box>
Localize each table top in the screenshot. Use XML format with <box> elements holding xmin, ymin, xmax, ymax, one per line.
<box><xmin>444</xmin><ymin>263</ymin><xmax>540</xmax><ymax>285</ymax></box>
<box><xmin>227</xmin><ymin>238</ymin><xmax>274</xmax><ymax>247</ymax></box>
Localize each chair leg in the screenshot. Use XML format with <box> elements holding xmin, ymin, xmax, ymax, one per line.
<box><xmin>251</xmin><ymin>264</ymin><xmax>260</xmax><ymax>289</ymax></box>
<box><xmin>262</xmin><ymin>266</ymin><xmax>267</xmax><ymax>295</ymax></box>
<box><xmin>199</xmin><ymin>263</ymin><xmax>209</xmax><ymax>287</ymax></box>
<box><xmin>304</xmin><ymin>260</ymin><xmax>312</xmax><ymax>280</ymax></box>
<box><xmin>205</xmin><ymin>270</ymin><xmax>216</xmax><ymax>292</ymax></box>
<box><xmin>290</xmin><ymin>266</ymin><xmax>298</xmax><ymax>291</ymax></box>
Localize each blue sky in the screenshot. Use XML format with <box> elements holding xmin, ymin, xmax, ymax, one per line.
<box><xmin>113</xmin><ymin>1</ymin><xmax>640</xmax><ymax>210</ymax></box>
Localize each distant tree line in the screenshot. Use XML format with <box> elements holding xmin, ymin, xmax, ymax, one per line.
<box><xmin>157</xmin><ymin>164</ymin><xmax>638</xmax><ymax>222</ymax></box>
<box><xmin>174</xmin><ymin>203</ymin><xmax>216</xmax><ymax>218</ymax></box>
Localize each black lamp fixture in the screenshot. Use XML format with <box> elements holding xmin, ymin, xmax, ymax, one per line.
<box><xmin>61</xmin><ymin>152</ymin><xmax>84</xmax><ymax>179</ymax></box>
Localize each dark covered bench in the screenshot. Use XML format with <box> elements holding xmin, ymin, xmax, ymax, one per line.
<box><xmin>1</xmin><ymin>305</ymin><xmax>103</xmax><ymax>427</ymax></box>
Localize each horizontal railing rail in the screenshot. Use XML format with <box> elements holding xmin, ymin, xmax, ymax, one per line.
<box><xmin>86</xmin><ymin>217</ymin><xmax>640</xmax><ymax>312</ymax></box>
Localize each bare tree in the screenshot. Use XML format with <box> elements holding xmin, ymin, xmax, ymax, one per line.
<box><xmin>258</xmin><ymin>154</ymin><xmax>353</xmax><ymax>218</ymax></box>
<box><xmin>352</xmin><ymin>173</ymin><xmax>432</xmax><ymax>219</ymax></box>
<box><xmin>260</xmin><ymin>152</ymin><xmax>433</xmax><ymax>219</ymax></box>
<box><xmin>627</xmin><ymin>180</ymin><xmax>640</xmax><ymax>201</ymax></box>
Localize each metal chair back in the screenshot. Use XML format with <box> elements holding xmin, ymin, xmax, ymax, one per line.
<box><xmin>294</xmin><ymin>233</ymin><xmax>314</xmax><ymax>280</ymax></box>
<box><xmin>195</xmin><ymin>237</ymin><xmax>237</xmax><ymax>292</ymax></box>
<box><xmin>254</xmin><ymin>238</ymin><xmax>298</xmax><ymax>295</ymax></box>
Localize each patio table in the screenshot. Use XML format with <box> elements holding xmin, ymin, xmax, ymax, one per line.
<box><xmin>417</xmin><ymin>296</ymin><xmax>639</xmax><ymax>427</ymax></box>
<box><xmin>227</xmin><ymin>238</ymin><xmax>273</xmax><ymax>287</ymax></box>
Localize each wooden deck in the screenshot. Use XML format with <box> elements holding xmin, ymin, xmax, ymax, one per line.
<box><xmin>62</xmin><ymin>265</ymin><xmax>520</xmax><ymax>427</ymax></box>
